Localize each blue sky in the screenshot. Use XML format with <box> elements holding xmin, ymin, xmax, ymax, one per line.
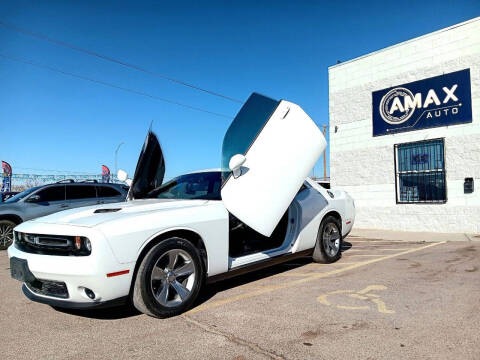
<box><xmin>1</xmin><ymin>0</ymin><xmax>478</xmax><ymax>180</ymax></box>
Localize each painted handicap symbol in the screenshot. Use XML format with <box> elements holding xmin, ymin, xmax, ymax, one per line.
<box><xmin>317</xmin><ymin>285</ymin><xmax>395</xmax><ymax>314</ymax></box>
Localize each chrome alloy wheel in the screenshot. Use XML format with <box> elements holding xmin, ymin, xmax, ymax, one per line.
<box><xmin>322</xmin><ymin>223</ymin><xmax>340</xmax><ymax>257</ymax></box>
<box><xmin>150</xmin><ymin>249</ymin><xmax>196</xmax><ymax>307</ymax></box>
<box><xmin>0</xmin><ymin>223</ymin><xmax>14</xmax><ymax>249</ymax></box>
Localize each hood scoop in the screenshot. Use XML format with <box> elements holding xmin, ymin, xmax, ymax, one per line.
<box><xmin>94</xmin><ymin>208</ymin><xmax>122</xmax><ymax>214</ymax></box>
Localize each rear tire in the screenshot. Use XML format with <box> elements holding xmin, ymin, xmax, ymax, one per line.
<box><xmin>312</xmin><ymin>216</ymin><xmax>342</xmax><ymax>264</ymax></box>
<box><xmin>0</xmin><ymin>219</ymin><xmax>16</xmax><ymax>250</ymax></box>
<box><xmin>132</xmin><ymin>237</ymin><xmax>204</xmax><ymax>318</ymax></box>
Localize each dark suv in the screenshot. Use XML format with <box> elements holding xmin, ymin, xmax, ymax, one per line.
<box><xmin>0</xmin><ymin>180</ymin><xmax>128</xmax><ymax>249</ymax></box>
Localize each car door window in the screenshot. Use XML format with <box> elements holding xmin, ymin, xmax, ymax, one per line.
<box><xmin>221</xmin><ymin>93</ymin><xmax>279</xmax><ymax>182</ymax></box>
<box><xmin>4</xmin><ymin>186</ymin><xmax>41</xmax><ymax>203</ymax></box>
<box><xmin>66</xmin><ymin>185</ymin><xmax>97</xmax><ymax>200</ymax></box>
<box><xmin>97</xmin><ymin>186</ymin><xmax>121</xmax><ymax>197</ymax></box>
<box><xmin>35</xmin><ymin>186</ymin><xmax>65</xmax><ymax>202</ymax></box>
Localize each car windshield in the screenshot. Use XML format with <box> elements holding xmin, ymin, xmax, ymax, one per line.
<box><xmin>147</xmin><ymin>172</ymin><xmax>221</xmax><ymax>200</ymax></box>
<box><xmin>3</xmin><ymin>186</ymin><xmax>41</xmax><ymax>203</ymax></box>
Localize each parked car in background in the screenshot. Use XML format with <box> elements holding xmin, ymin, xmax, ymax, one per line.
<box><xmin>0</xmin><ymin>180</ymin><xmax>128</xmax><ymax>249</ymax></box>
<box><xmin>1</xmin><ymin>192</ymin><xmax>19</xmax><ymax>202</ymax></box>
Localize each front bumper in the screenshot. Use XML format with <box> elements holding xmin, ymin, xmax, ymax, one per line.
<box><xmin>8</xmin><ymin>222</ymin><xmax>135</xmax><ymax>308</ymax></box>
<box><xmin>22</xmin><ymin>284</ymin><xmax>128</xmax><ymax>309</ymax></box>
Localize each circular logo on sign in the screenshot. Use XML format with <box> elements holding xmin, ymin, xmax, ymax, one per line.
<box><xmin>379</xmin><ymin>87</ymin><xmax>415</xmax><ymax>125</ymax></box>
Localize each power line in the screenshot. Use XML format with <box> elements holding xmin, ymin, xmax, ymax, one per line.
<box><xmin>0</xmin><ymin>21</ymin><xmax>244</xmax><ymax>104</ymax></box>
<box><xmin>0</xmin><ymin>53</ymin><xmax>233</xmax><ymax>119</ymax></box>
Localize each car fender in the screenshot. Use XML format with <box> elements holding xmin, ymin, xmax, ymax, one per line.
<box><xmin>324</xmin><ymin>191</ymin><xmax>355</xmax><ymax>237</ymax></box>
<box><xmin>135</xmin><ymin>225</ymin><xmax>212</xmax><ymax>274</ymax></box>
<box><xmin>96</xmin><ymin>201</ymin><xmax>230</xmax><ymax>276</ymax></box>
<box><xmin>292</xmin><ymin>201</ymin><xmax>342</xmax><ymax>252</ymax></box>
<box><xmin>0</xmin><ymin>208</ymin><xmax>24</xmax><ymax>224</ymax></box>
<box><xmin>294</xmin><ymin>179</ymin><xmax>354</xmax><ymax>250</ymax></box>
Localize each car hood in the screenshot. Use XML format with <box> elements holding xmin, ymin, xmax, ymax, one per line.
<box><xmin>29</xmin><ymin>199</ymin><xmax>208</xmax><ymax>228</ymax></box>
<box><xmin>129</xmin><ymin>130</ymin><xmax>165</xmax><ymax>200</ymax></box>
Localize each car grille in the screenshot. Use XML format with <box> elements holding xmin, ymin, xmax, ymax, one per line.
<box><xmin>14</xmin><ymin>232</ymin><xmax>90</xmax><ymax>256</ymax></box>
<box><xmin>27</xmin><ymin>279</ymin><xmax>69</xmax><ymax>299</ymax></box>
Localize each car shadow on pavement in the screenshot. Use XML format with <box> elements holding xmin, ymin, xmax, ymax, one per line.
<box><xmin>51</xmin><ymin>252</ymin><xmax>350</xmax><ymax>320</ymax></box>
<box><xmin>51</xmin><ymin>304</ymin><xmax>141</xmax><ymax>320</ymax></box>
<box><xmin>196</xmin><ymin>240</ymin><xmax>356</xmax><ymax>307</ymax></box>
<box><xmin>196</xmin><ymin>242</ymin><xmax>356</xmax><ymax>308</ymax></box>
<box><xmin>194</xmin><ymin>256</ymin><xmax>313</xmax><ymax>307</ymax></box>
<box><xmin>51</xmin><ymin>257</ymin><xmax>313</xmax><ymax>320</ymax></box>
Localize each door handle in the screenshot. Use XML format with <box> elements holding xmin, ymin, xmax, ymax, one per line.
<box><xmin>60</xmin><ymin>204</ymin><xmax>69</xmax><ymax>208</ymax></box>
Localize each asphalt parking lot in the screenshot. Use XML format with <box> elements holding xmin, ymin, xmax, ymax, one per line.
<box><xmin>1</xmin><ymin>236</ymin><xmax>479</xmax><ymax>360</ymax></box>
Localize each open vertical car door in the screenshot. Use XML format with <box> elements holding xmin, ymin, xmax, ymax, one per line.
<box><xmin>129</xmin><ymin>130</ymin><xmax>165</xmax><ymax>199</ymax></box>
<box><xmin>221</xmin><ymin>93</ymin><xmax>326</xmax><ymax>237</ymax></box>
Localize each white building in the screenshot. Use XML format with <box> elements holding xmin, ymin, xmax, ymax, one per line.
<box><xmin>329</xmin><ymin>17</ymin><xmax>480</xmax><ymax>234</ymax></box>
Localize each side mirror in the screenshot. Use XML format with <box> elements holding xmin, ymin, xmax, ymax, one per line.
<box><xmin>117</xmin><ymin>169</ymin><xmax>128</xmax><ymax>182</ymax></box>
<box><xmin>229</xmin><ymin>154</ymin><xmax>246</xmax><ymax>179</ymax></box>
<box><xmin>27</xmin><ymin>194</ymin><xmax>41</xmax><ymax>203</ymax></box>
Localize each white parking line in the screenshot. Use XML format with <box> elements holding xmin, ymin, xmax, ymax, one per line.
<box><xmin>343</xmin><ymin>248</ymin><xmax>411</xmax><ymax>252</ymax></box>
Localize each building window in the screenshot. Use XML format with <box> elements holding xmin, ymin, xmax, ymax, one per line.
<box><xmin>394</xmin><ymin>139</ymin><xmax>446</xmax><ymax>204</ymax></box>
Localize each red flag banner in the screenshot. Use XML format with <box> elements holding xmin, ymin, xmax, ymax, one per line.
<box><xmin>102</xmin><ymin>165</ymin><xmax>110</xmax><ymax>183</ymax></box>
<box><xmin>1</xmin><ymin>161</ymin><xmax>12</xmax><ymax>193</ymax></box>
<box><xmin>2</xmin><ymin>161</ymin><xmax>12</xmax><ymax>176</ymax></box>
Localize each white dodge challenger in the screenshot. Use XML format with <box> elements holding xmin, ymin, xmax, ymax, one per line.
<box><xmin>8</xmin><ymin>93</ymin><xmax>355</xmax><ymax>318</ymax></box>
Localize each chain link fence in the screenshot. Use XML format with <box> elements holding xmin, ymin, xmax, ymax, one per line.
<box><xmin>10</xmin><ymin>174</ymin><xmax>121</xmax><ymax>192</ymax></box>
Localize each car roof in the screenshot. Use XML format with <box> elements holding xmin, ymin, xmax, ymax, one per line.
<box><xmin>183</xmin><ymin>168</ymin><xmax>221</xmax><ymax>175</ymax></box>
<box><xmin>39</xmin><ymin>182</ymin><xmax>127</xmax><ymax>188</ymax></box>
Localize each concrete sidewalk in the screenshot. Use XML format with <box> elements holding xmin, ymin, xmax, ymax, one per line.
<box><xmin>348</xmin><ymin>228</ymin><xmax>479</xmax><ymax>242</ymax></box>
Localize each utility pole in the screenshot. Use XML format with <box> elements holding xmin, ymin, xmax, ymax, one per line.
<box><xmin>114</xmin><ymin>142</ymin><xmax>125</xmax><ymax>176</ymax></box>
<box><xmin>322</xmin><ymin>125</ymin><xmax>327</xmax><ymax>180</ymax></box>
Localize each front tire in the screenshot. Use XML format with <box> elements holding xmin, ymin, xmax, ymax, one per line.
<box><xmin>132</xmin><ymin>237</ymin><xmax>204</xmax><ymax>318</ymax></box>
<box><xmin>0</xmin><ymin>219</ymin><xmax>16</xmax><ymax>250</ymax></box>
<box><xmin>312</xmin><ymin>216</ymin><xmax>342</xmax><ymax>264</ymax></box>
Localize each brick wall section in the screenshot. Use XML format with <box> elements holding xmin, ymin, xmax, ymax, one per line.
<box><xmin>328</xmin><ymin>18</ymin><xmax>480</xmax><ymax>233</ymax></box>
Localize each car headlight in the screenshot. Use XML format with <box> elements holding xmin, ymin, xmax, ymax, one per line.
<box><xmin>84</xmin><ymin>238</ymin><xmax>92</xmax><ymax>252</ymax></box>
<box><xmin>14</xmin><ymin>232</ymin><xmax>92</xmax><ymax>256</ymax></box>
<box><xmin>74</xmin><ymin>236</ymin><xmax>92</xmax><ymax>255</ymax></box>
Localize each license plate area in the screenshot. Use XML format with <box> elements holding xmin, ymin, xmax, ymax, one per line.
<box><xmin>10</xmin><ymin>257</ymin><xmax>36</xmax><ymax>283</ymax></box>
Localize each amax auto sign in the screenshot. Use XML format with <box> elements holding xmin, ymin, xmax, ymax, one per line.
<box><xmin>372</xmin><ymin>69</ymin><xmax>472</xmax><ymax>136</ymax></box>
